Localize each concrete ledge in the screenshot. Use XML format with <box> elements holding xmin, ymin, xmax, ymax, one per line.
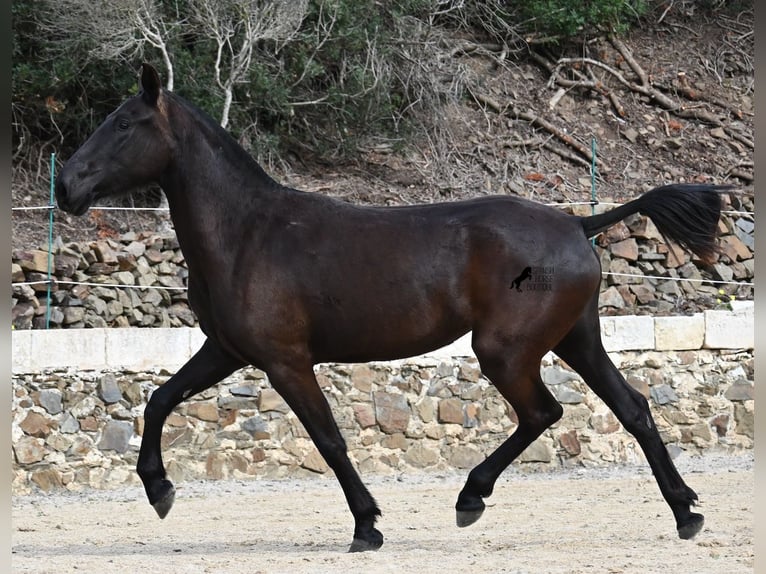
<box><xmin>11</xmin><ymin>304</ymin><xmax>754</xmax><ymax>373</ymax></box>
<box><xmin>654</xmin><ymin>314</ymin><xmax>705</xmax><ymax>351</ymax></box>
<box><xmin>704</xmin><ymin>301</ymin><xmax>754</xmax><ymax>350</ymax></box>
<box><xmin>601</xmin><ymin>315</ymin><xmax>654</xmax><ymax>352</ymax></box>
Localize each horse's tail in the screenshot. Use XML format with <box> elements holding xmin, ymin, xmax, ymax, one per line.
<box><xmin>579</xmin><ymin>183</ymin><xmax>733</xmax><ymax>264</ymax></box>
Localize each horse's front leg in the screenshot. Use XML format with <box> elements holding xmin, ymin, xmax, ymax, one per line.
<box><xmin>137</xmin><ymin>339</ymin><xmax>243</xmax><ymax>518</ymax></box>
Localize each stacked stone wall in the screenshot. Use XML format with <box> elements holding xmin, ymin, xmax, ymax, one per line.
<box><xmin>13</xmin><ymin>344</ymin><xmax>754</xmax><ymax>495</ymax></box>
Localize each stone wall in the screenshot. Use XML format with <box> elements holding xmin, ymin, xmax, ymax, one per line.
<box><xmin>12</xmin><ymin>330</ymin><xmax>754</xmax><ymax>495</ymax></box>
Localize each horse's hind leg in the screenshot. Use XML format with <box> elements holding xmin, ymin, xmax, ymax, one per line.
<box><xmin>456</xmin><ymin>333</ymin><xmax>563</xmax><ymax>527</ymax></box>
<box><xmin>553</xmin><ymin>296</ymin><xmax>704</xmax><ymax>540</ymax></box>
<box><xmin>265</xmin><ymin>360</ymin><xmax>383</xmax><ymax>553</ymax></box>
<box><xmin>137</xmin><ymin>339</ymin><xmax>244</xmax><ymax>518</ymax></box>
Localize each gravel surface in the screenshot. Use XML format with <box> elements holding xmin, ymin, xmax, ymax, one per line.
<box><xmin>12</xmin><ymin>452</ymin><xmax>753</xmax><ymax>573</ymax></box>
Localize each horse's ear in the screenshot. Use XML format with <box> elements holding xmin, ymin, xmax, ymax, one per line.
<box><xmin>139</xmin><ymin>63</ymin><xmax>162</xmax><ymax>106</ymax></box>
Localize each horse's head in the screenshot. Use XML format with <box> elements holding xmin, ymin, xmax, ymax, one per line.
<box><xmin>56</xmin><ymin>63</ymin><xmax>174</xmax><ymax>216</ymax></box>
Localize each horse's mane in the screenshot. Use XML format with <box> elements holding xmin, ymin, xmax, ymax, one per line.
<box><xmin>164</xmin><ymin>90</ymin><xmax>279</xmax><ymax>188</ymax></box>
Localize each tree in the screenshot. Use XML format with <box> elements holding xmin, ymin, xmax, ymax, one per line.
<box><xmin>40</xmin><ymin>0</ymin><xmax>180</xmax><ymax>90</ymax></box>
<box><xmin>189</xmin><ymin>0</ymin><xmax>309</xmax><ymax>128</ymax></box>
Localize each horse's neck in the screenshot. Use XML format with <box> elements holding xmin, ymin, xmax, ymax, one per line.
<box><xmin>161</xmin><ymin>106</ymin><xmax>280</xmax><ymax>264</ymax></box>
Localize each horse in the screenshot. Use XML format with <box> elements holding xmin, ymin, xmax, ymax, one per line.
<box><xmin>55</xmin><ymin>63</ymin><xmax>731</xmax><ymax>552</ymax></box>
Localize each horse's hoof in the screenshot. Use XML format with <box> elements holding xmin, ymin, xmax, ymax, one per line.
<box><xmin>348</xmin><ymin>529</ymin><xmax>384</xmax><ymax>553</ymax></box>
<box><xmin>456</xmin><ymin>507</ymin><xmax>485</xmax><ymax>528</ymax></box>
<box><xmin>151</xmin><ymin>481</ymin><xmax>176</xmax><ymax>519</ymax></box>
<box><xmin>677</xmin><ymin>512</ymin><xmax>704</xmax><ymax>540</ymax></box>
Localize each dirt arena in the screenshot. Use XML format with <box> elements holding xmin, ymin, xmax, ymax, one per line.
<box><xmin>12</xmin><ymin>453</ymin><xmax>753</xmax><ymax>574</ymax></box>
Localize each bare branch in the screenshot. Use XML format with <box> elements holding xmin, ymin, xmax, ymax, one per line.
<box><xmin>40</xmin><ymin>0</ymin><xmax>179</xmax><ymax>90</ymax></box>
<box><xmin>189</xmin><ymin>0</ymin><xmax>309</xmax><ymax>128</ymax></box>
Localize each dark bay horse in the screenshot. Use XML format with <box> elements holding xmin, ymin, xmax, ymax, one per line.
<box><xmin>56</xmin><ymin>63</ymin><xmax>731</xmax><ymax>552</ymax></box>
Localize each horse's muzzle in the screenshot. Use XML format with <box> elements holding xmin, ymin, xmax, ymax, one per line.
<box><xmin>55</xmin><ymin>173</ymin><xmax>91</xmax><ymax>216</ymax></box>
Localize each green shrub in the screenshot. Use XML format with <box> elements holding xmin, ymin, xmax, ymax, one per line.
<box><xmin>518</xmin><ymin>0</ymin><xmax>648</xmax><ymax>40</ymax></box>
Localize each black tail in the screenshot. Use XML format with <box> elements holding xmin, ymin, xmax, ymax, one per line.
<box><xmin>580</xmin><ymin>184</ymin><xmax>733</xmax><ymax>264</ymax></box>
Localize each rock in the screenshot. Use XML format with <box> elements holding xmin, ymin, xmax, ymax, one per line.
<box><xmin>463</xmin><ymin>403</ymin><xmax>481</xmax><ymax>428</ymax></box>
<box><xmin>541</xmin><ymin>366</ymin><xmax>577</xmax><ymax>386</ymax></box>
<box><xmin>437</xmin><ymin>398</ymin><xmax>463</xmax><ymax>424</ymax></box>
<box><xmin>30</xmin><ymin>467</ymin><xmax>63</xmax><ymax>492</ymax></box>
<box><xmin>600</xmin><ymin>286</ymin><xmax>625</xmax><ymax>308</ymax></box>
<box><xmin>626</xmin><ymin>375</ymin><xmax>650</xmax><ymax>398</ymax></box>
<box><xmin>63</xmin><ymin>307</ymin><xmax>86</xmax><ymax>325</ymax></box>
<box><xmin>724</xmin><ymin>380</ymin><xmax>754</xmax><ymax>401</ymax></box>
<box><xmin>373</xmin><ymin>391</ymin><xmax>410</xmax><ymax>434</ymax></box>
<box><xmin>734</xmin><ymin>225</ymin><xmax>754</xmax><ymax>251</ymax></box>
<box><xmin>629</xmin><ymin>284</ymin><xmax>655</xmax><ymax>304</ymax></box>
<box><xmin>458</xmin><ymin>361</ymin><xmax>482</xmax><ymax>383</ymax></box>
<box><xmin>552</xmin><ymin>384</ymin><xmax>584</xmax><ymax>404</ymax></box>
<box><xmin>733</xmin><ymin>403</ymin><xmax>753</xmax><ymax>438</ymax></box>
<box><xmin>70</xmin><ymin>396</ymin><xmax>99</xmax><ymax>418</ymax></box>
<box><xmin>630</xmin><ymin>217</ymin><xmax>664</xmax><ymax>241</ymax></box>
<box><xmin>610</xmin><ymin>238</ymin><xmax>639</xmax><ymax>261</ymax></box>
<box><xmin>187</xmin><ymin>401</ymin><xmax>220</xmax><ymax>422</ymax></box>
<box><xmin>258</xmin><ymin>389</ymin><xmax>290</xmax><ymax>413</ymax></box>
<box><xmin>20</xmin><ymin>412</ymin><xmax>54</xmax><ymax>438</ymax></box>
<box><xmin>622</xmin><ymin>127</ymin><xmax>639</xmax><ymax>143</ymax></box>
<box><xmin>15</xmin><ymin>249</ymin><xmax>49</xmax><ymax>273</ymax></box>
<box><xmin>590</xmin><ymin>412</ymin><xmax>620</xmax><ymax>434</ymax></box>
<box><xmin>112</xmin><ymin>271</ymin><xmax>135</xmax><ymax>285</ymax></box>
<box><xmin>460</xmin><ymin>383</ymin><xmax>483</xmax><ymax>401</ymax></box>
<box><xmin>124</xmin><ymin>241</ymin><xmax>147</xmax><ymax>257</ymax></box>
<box><xmin>93</xmin><ymin>241</ymin><xmax>119</xmax><ymax>264</ymax></box>
<box><xmin>12</xmin><ymin>263</ymin><xmax>25</xmax><ymax>282</ymax></box>
<box><xmin>518</xmin><ymin>438</ymin><xmax>553</xmax><ymax>463</ymax></box>
<box><xmin>301</xmin><ymin>449</ymin><xmax>329</xmax><ymax>473</ymax></box>
<box><xmin>712</xmin><ymin>262</ymin><xmax>734</xmax><ymax>282</ymax></box>
<box><xmin>603</xmin><ymin>221</ymin><xmax>631</xmax><ymax>242</ymax></box>
<box><xmin>709</xmin><ymin>414</ymin><xmax>729</xmax><ymax>437</ymax></box>
<box><xmin>58</xmin><ymin>412</ymin><xmax>80</xmax><ymax>434</ymax></box>
<box><xmin>205</xmin><ymin>452</ymin><xmax>227</xmax><ymax>480</ymax></box>
<box><xmin>719</xmin><ymin>234</ymin><xmax>752</xmax><ymax>262</ymax></box>
<box><xmin>404</xmin><ymin>442</ymin><xmax>440</xmax><ymax>468</ymax></box>
<box><xmin>14</xmin><ymin>436</ymin><xmax>47</xmax><ymax>464</ymax></box>
<box><xmin>352</xmin><ymin>403</ymin><xmax>376</xmax><ymax>428</ymax></box>
<box><xmin>38</xmin><ymin>389</ymin><xmax>63</xmax><ymax>415</ymax></box>
<box><xmin>381</xmin><ymin>433</ymin><xmax>408</xmax><ymax>450</ymax></box>
<box><xmin>650</xmin><ymin>384</ymin><xmax>678</xmax><ymax>405</ymax></box>
<box><xmin>98</xmin><ymin>374</ymin><xmax>123</xmax><ymax>404</ymax></box>
<box><xmin>169</xmin><ymin>303</ymin><xmax>196</xmax><ymax>326</ymax></box>
<box><xmin>54</xmin><ymin>254</ymin><xmax>79</xmax><ymax>277</ymax></box>
<box><xmin>415</xmin><ymin>397</ymin><xmax>436</xmax><ymax>423</ymax></box>
<box><xmin>98</xmin><ymin>420</ymin><xmax>134</xmax><ymax>453</ymax></box>
<box><xmin>230</xmin><ymin>384</ymin><xmax>259</xmax><ymax>397</ymax></box>
<box><xmin>447</xmin><ymin>445</ymin><xmax>485</xmax><ymax>468</ymax></box>
<box><xmin>558</xmin><ymin>430</ymin><xmax>581</xmax><ymax>456</ymax></box>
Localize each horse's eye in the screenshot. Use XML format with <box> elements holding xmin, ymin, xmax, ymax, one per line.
<box><xmin>117</xmin><ymin>118</ymin><xmax>130</xmax><ymax>131</ymax></box>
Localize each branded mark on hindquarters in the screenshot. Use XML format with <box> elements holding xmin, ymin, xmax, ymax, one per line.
<box><xmin>510</xmin><ymin>266</ymin><xmax>554</xmax><ymax>292</ymax></box>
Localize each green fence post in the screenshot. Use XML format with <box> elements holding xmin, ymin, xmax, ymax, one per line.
<box><xmin>46</xmin><ymin>153</ymin><xmax>55</xmax><ymax>329</ymax></box>
<box><xmin>590</xmin><ymin>138</ymin><xmax>597</xmax><ymax>245</ymax></box>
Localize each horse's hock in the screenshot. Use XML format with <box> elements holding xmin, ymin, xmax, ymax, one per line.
<box><xmin>11</xmin><ymin>321</ymin><xmax>753</xmax><ymax>495</ymax></box>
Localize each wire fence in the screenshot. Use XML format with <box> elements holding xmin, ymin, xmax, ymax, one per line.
<box><xmin>12</xmin><ymin>153</ymin><xmax>756</xmax><ymax>329</ymax></box>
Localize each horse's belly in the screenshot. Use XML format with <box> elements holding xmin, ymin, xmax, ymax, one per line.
<box><xmin>307</xmin><ymin>286</ymin><xmax>472</xmax><ymax>363</ymax></box>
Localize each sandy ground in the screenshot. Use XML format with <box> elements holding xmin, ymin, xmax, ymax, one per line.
<box><xmin>12</xmin><ymin>453</ymin><xmax>753</xmax><ymax>574</ymax></box>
